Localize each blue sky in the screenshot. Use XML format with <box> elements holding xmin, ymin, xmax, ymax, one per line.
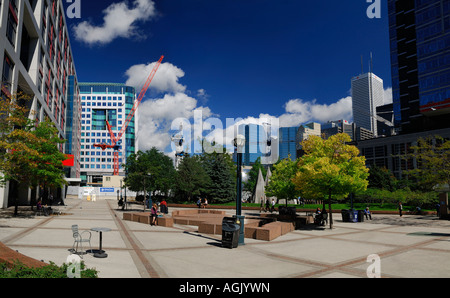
<box><xmin>63</xmin><ymin>0</ymin><xmax>392</xmax><ymax>153</ymax></box>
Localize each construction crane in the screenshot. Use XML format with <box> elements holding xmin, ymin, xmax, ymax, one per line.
<box><xmin>94</xmin><ymin>55</ymin><xmax>164</xmax><ymax>175</ymax></box>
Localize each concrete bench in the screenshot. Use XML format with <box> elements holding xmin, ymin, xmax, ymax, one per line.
<box><xmin>122</xmin><ymin>212</ymin><xmax>173</xmax><ymax>227</ymax></box>
<box><xmin>244</xmin><ymin>220</ymin><xmax>294</xmax><ymax>241</ymax></box>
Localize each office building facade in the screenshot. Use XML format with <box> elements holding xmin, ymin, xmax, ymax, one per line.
<box><xmin>0</xmin><ymin>0</ymin><xmax>80</xmax><ymax>207</ymax></box>
<box><xmin>351</xmin><ymin>72</ymin><xmax>385</xmax><ymax>136</ymax></box>
<box><xmin>358</xmin><ymin>127</ymin><xmax>450</xmax><ymax>179</ymax></box>
<box><xmin>237</xmin><ymin>123</ymin><xmax>266</xmax><ymax>166</ymax></box>
<box><xmin>388</xmin><ymin>0</ymin><xmax>450</xmax><ymax>133</ymax></box>
<box><xmin>79</xmin><ymin>83</ymin><xmax>137</xmax><ymax>185</ymax></box>
<box><xmin>278</xmin><ymin>127</ymin><xmax>298</xmax><ymax>161</ymax></box>
<box><xmin>321</xmin><ymin>119</ymin><xmax>354</xmax><ymax>140</ymax></box>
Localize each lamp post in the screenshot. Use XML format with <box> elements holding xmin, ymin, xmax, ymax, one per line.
<box><xmin>234</xmin><ymin>134</ymin><xmax>246</xmax><ymax>246</ymax></box>
<box><xmin>143</xmin><ymin>172</ymin><xmax>151</xmax><ymax>212</ymax></box>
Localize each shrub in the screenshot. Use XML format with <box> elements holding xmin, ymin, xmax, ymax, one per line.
<box><xmin>0</xmin><ymin>260</ymin><xmax>98</xmax><ymax>278</ymax></box>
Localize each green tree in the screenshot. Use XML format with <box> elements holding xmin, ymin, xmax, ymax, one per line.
<box><xmin>0</xmin><ymin>95</ymin><xmax>66</xmax><ymax>214</ymax></box>
<box><xmin>30</xmin><ymin>118</ymin><xmax>67</xmax><ymax>191</ymax></box>
<box><xmin>403</xmin><ymin>135</ymin><xmax>450</xmax><ymax>192</ymax></box>
<box><xmin>123</xmin><ymin>148</ymin><xmax>176</xmax><ymax>199</ymax></box>
<box><xmin>293</xmin><ymin>134</ymin><xmax>369</xmax><ymax>229</ymax></box>
<box><xmin>0</xmin><ymin>95</ymin><xmax>40</xmax><ymax>188</ymax></box>
<box><xmin>368</xmin><ymin>165</ymin><xmax>396</xmax><ymax>191</ymax></box>
<box><xmin>174</xmin><ymin>154</ymin><xmax>211</xmax><ymax>202</ymax></box>
<box><xmin>200</xmin><ymin>151</ymin><xmax>236</xmax><ymax>204</ymax></box>
<box><xmin>265</xmin><ymin>157</ymin><xmax>298</xmax><ymax>207</ymax></box>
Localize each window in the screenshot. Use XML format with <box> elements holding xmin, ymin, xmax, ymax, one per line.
<box><xmin>6</xmin><ymin>2</ymin><xmax>18</xmax><ymax>47</ymax></box>
<box><xmin>1</xmin><ymin>54</ymin><xmax>14</xmax><ymax>97</ymax></box>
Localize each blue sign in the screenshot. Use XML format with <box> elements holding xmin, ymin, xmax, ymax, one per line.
<box><xmin>100</xmin><ymin>188</ymin><xmax>115</xmax><ymax>193</ymax></box>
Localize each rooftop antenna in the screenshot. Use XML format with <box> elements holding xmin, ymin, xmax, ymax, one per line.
<box><xmin>370</xmin><ymin>52</ymin><xmax>373</xmax><ymax>74</ymax></box>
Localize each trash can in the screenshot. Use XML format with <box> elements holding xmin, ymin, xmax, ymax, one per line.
<box><xmin>341</xmin><ymin>209</ymin><xmax>350</xmax><ymax>222</ymax></box>
<box><xmin>222</xmin><ymin>217</ymin><xmax>240</xmax><ymax>249</ymax></box>
<box><xmin>358</xmin><ymin>210</ymin><xmax>365</xmax><ymax>222</ymax></box>
<box><xmin>349</xmin><ymin>209</ymin><xmax>358</xmax><ymax>222</ymax></box>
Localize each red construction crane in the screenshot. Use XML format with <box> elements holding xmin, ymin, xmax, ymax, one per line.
<box><xmin>94</xmin><ymin>55</ymin><xmax>164</xmax><ymax>175</ymax></box>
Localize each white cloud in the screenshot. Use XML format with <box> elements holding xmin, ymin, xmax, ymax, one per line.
<box><xmin>384</xmin><ymin>87</ymin><xmax>393</xmax><ymax>104</ymax></box>
<box><xmin>73</xmin><ymin>0</ymin><xmax>157</xmax><ymax>45</ymax></box>
<box><xmin>137</xmin><ymin>93</ymin><xmax>212</xmax><ymax>152</ymax></box>
<box><xmin>125</xmin><ymin>62</ymin><xmax>187</xmax><ymax>94</ymax></box>
<box><xmin>279</xmin><ymin>96</ymin><xmax>353</xmax><ymax>127</ymax></box>
<box><xmin>129</xmin><ymin>57</ymin><xmax>391</xmax><ymax>158</ymax></box>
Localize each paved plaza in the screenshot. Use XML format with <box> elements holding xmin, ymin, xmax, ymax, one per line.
<box><xmin>1</xmin><ymin>198</ymin><xmax>450</xmax><ymax>278</ymax></box>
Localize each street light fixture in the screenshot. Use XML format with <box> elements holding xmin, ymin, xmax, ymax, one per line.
<box><xmin>233</xmin><ymin>134</ymin><xmax>246</xmax><ymax>246</ymax></box>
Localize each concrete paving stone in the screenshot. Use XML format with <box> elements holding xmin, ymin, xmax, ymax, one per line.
<box><xmin>81</xmin><ymin>250</ymin><xmax>142</xmax><ymax>278</ymax></box>
<box><xmin>149</xmin><ymin>246</ymin><xmax>317</xmax><ymax>278</ymax></box>
<box><xmin>352</xmin><ymin>248</ymin><xmax>450</xmax><ymax>278</ymax></box>
<box><xmin>0</xmin><ymin>227</ymin><xmax>23</xmax><ymax>242</ymax></box>
<box><xmin>8</xmin><ymin>228</ymin><xmax>74</xmax><ymax>247</ymax></box>
<box><xmin>381</xmin><ymin>225</ymin><xmax>450</xmax><ymax>234</ymax></box>
<box><xmin>134</xmin><ymin>230</ymin><xmax>217</xmax><ymax>250</ymax></box>
<box><xmin>8</xmin><ymin>246</ymin><xmax>74</xmax><ymax>266</ymax></box>
<box><xmin>2</xmin><ymin>198</ymin><xmax>450</xmax><ymax>279</ymax></box>
<box><xmin>328</xmin><ymin>230</ymin><xmax>436</xmax><ymax>246</ymax></box>
<box><xmin>317</xmin><ymin>271</ymin><xmax>361</xmax><ymax>278</ymax></box>
<box><xmin>253</xmin><ymin>237</ymin><xmax>393</xmax><ymax>265</ymax></box>
<box><xmin>422</xmin><ymin>238</ymin><xmax>450</xmax><ymax>251</ymax></box>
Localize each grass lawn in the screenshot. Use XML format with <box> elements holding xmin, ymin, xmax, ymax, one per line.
<box><xmin>207</xmin><ymin>202</ymin><xmax>434</xmax><ymax>212</ymax></box>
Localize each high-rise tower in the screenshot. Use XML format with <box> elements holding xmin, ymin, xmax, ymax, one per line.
<box><xmin>351</xmin><ymin>72</ymin><xmax>385</xmax><ymax>137</ymax></box>
<box><xmin>388</xmin><ymin>0</ymin><xmax>450</xmax><ymax>133</ymax></box>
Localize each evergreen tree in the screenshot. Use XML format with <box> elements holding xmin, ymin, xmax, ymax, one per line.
<box><xmin>201</xmin><ymin>151</ymin><xmax>236</xmax><ymax>204</ymax></box>
<box><xmin>174</xmin><ymin>154</ymin><xmax>211</xmax><ymax>202</ymax></box>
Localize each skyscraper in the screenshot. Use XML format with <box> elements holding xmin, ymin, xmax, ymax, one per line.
<box><xmin>237</xmin><ymin>123</ymin><xmax>265</xmax><ymax>166</ymax></box>
<box><xmin>278</xmin><ymin>127</ymin><xmax>298</xmax><ymax>161</ymax></box>
<box><xmin>351</xmin><ymin>72</ymin><xmax>385</xmax><ymax>136</ymax></box>
<box><xmin>0</xmin><ymin>0</ymin><xmax>80</xmax><ymax>208</ymax></box>
<box><xmin>78</xmin><ymin>83</ymin><xmax>137</xmax><ymax>185</ymax></box>
<box><xmin>388</xmin><ymin>0</ymin><xmax>450</xmax><ymax>133</ymax></box>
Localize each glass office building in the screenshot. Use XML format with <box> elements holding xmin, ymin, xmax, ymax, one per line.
<box><xmin>278</xmin><ymin>127</ymin><xmax>298</xmax><ymax>161</ymax></box>
<box><xmin>235</xmin><ymin>124</ymin><xmax>267</xmax><ymax>166</ymax></box>
<box><xmin>79</xmin><ymin>83</ymin><xmax>137</xmax><ymax>185</ymax></box>
<box><xmin>65</xmin><ymin>75</ymin><xmax>81</xmax><ymax>179</ymax></box>
<box><xmin>388</xmin><ymin>0</ymin><xmax>450</xmax><ymax>133</ymax></box>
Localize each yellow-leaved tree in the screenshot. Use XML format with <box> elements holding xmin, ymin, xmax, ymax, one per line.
<box><xmin>293</xmin><ymin>133</ymin><xmax>369</xmax><ymax>229</ymax></box>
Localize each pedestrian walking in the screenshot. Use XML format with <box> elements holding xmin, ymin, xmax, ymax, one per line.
<box><xmin>265</xmin><ymin>198</ymin><xmax>270</xmax><ymax>212</ymax></box>
<box><xmin>270</xmin><ymin>199</ymin><xmax>275</xmax><ymax>213</ymax></box>
<box><xmin>398</xmin><ymin>202</ymin><xmax>403</xmax><ymax>217</ymax></box>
